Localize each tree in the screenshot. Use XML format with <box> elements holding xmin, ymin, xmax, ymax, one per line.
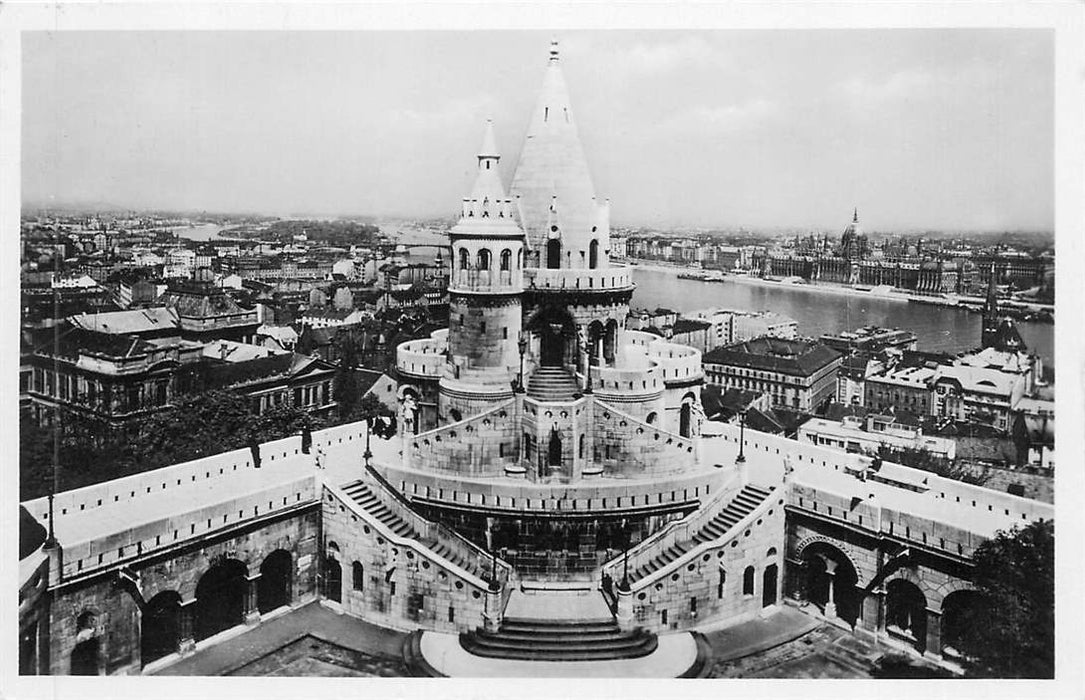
<box><xmin>876</xmin><ymin>444</ymin><xmax>989</xmax><ymax>486</ymax></box>
<box><xmin>357</xmin><ymin>392</ymin><xmax>396</xmax><ymax>439</ymax></box>
<box><xmin>956</xmin><ymin>519</ymin><xmax>1054</xmax><ymax>678</ymax></box>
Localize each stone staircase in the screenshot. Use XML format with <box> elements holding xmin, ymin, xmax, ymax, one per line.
<box><xmin>341</xmin><ymin>479</ymin><xmax>488</xmax><ymax>580</ymax></box>
<box><xmin>629</xmin><ymin>484</ymin><xmax>774</xmax><ymax>583</ymax></box>
<box><xmin>460</xmin><ymin>617</ymin><xmax>658</xmax><ymax>662</ymax></box>
<box><xmin>527</xmin><ymin>367</ymin><xmax>580</xmax><ymax>402</ymax></box>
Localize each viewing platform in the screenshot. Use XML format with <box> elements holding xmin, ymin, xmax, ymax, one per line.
<box><xmin>523</xmin><ymin>267</ymin><xmax>634</xmax><ymax>293</ymax></box>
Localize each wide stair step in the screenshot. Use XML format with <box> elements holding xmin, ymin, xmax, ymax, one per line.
<box><xmin>527</xmin><ymin>368</ymin><xmax>581</xmax><ymax>402</ymax></box>
<box><xmin>342</xmin><ymin>479</ymin><xmax>485</xmax><ymax>578</ymax></box>
<box><xmin>630</xmin><ymin>484</ymin><xmax>774</xmax><ymax>584</ymax></box>
<box><xmin>460</xmin><ymin>617</ymin><xmax>658</xmax><ymax>662</ymax></box>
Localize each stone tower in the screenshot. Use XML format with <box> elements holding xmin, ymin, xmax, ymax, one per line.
<box><xmin>439</xmin><ymin>120</ymin><xmax>527</xmax><ymax>422</ymax></box>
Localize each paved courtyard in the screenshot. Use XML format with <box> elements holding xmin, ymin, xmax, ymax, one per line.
<box><xmin>155</xmin><ymin>599</ymin><xmax>947</xmax><ymax>678</ymax></box>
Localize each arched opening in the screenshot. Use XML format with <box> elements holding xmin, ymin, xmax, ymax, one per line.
<box><xmin>476</xmin><ymin>248</ymin><xmax>491</xmax><ymax>271</ymax></box>
<box><xmin>762</xmin><ymin>564</ymin><xmax>779</xmax><ymax>607</ymax></box>
<box><xmin>546</xmin><ymin>239</ymin><xmax>562</xmax><ymax>269</ymax></box>
<box><xmin>500</xmin><ymin>248</ymin><xmax>512</xmax><ymax>271</ymax></box>
<box><xmin>527</xmin><ymin>305</ymin><xmax>575</xmax><ymax>369</ymax></box>
<box><xmin>646</xmin><ymin>412</ymin><xmax>658</xmax><ymax>425</ymax></box>
<box><xmin>258</xmin><ymin>550</ymin><xmax>293</xmax><ymax>614</ymax></box>
<box><xmin>352</xmin><ymin>561</ymin><xmax>364</xmax><ymax>591</ymax></box>
<box><xmin>71</xmin><ymin>611</ymin><xmax>100</xmax><ymax>675</ymax></box>
<box><xmin>679</xmin><ymin>402</ymin><xmax>692</xmax><ymax>438</ymax></box>
<box><xmin>458</xmin><ymin>248</ymin><xmax>469</xmax><ymax>272</ymax></box>
<box><xmin>547</xmin><ymin>430</ymin><xmax>562</xmax><ymax>469</ymax></box>
<box><xmin>589</xmin><ymin>239</ymin><xmax>599</xmax><ymax>269</ymax></box>
<box><xmin>801</xmin><ymin>542</ymin><xmax>861</xmax><ymax>626</ymax></box>
<box><xmin>71</xmin><ymin>637</ymin><xmax>100</xmax><ymax>675</ymax></box>
<box><xmin>141</xmin><ymin>591</ymin><xmax>181</xmax><ymax>666</ymax></box>
<box><xmin>323</xmin><ymin>556</ymin><xmax>342</xmax><ymax>603</ymax></box>
<box><xmin>194</xmin><ymin>558</ymin><xmax>248</xmax><ymax>642</ymax></box>
<box><xmin>578</xmin><ymin>434</ymin><xmax>585</xmax><ymax>459</ymax></box>
<box><xmin>587</xmin><ymin>321</ymin><xmax>604</xmax><ymax>366</ymax></box>
<box><xmin>449</xmin><ymin>408</ymin><xmax>462</xmax><ymax>423</ymax></box>
<box><xmin>743</xmin><ymin>566</ymin><xmax>756</xmax><ymax>595</ymax></box>
<box><xmin>886</xmin><ymin>579</ymin><xmax>928</xmax><ymax>652</ymax></box>
<box><xmin>940</xmin><ymin>589</ymin><xmax>979</xmax><ymax>659</ymax></box>
<box><xmin>517</xmin><ymin>249</ymin><xmax>522</xmax><ymax>269</ymax></box>
<box><xmin>603</xmin><ymin>320</ymin><xmax>617</xmax><ymax>365</ymax></box>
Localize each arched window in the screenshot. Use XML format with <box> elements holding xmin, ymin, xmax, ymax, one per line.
<box><xmin>589</xmin><ymin>239</ymin><xmax>599</xmax><ymax>269</ymax></box>
<box><xmin>548</xmin><ymin>431</ymin><xmax>562</xmax><ymax>467</ymax></box>
<box><xmin>516</xmin><ymin>249</ymin><xmax>522</xmax><ymax>269</ymax></box>
<box><xmin>458</xmin><ymin>248</ymin><xmax>469</xmax><ymax>271</ymax></box>
<box><xmin>717</xmin><ymin>568</ymin><xmax>726</xmax><ymax>599</ymax></box>
<box><xmin>680</xmin><ymin>402</ymin><xmax>692</xmax><ymax>438</ymax></box>
<box><xmin>743</xmin><ymin>566</ymin><xmax>755</xmax><ymax>596</ymax></box>
<box><xmin>500</xmin><ymin>248</ymin><xmax>512</xmax><ymax>271</ymax></box>
<box><xmin>450</xmin><ymin>408</ymin><xmax>462</xmax><ymax>423</ymax></box>
<box><xmin>352</xmin><ymin>561</ymin><xmax>364</xmax><ymax>591</ymax></box>
<box><xmin>646</xmin><ymin>412</ymin><xmax>658</xmax><ymax>425</ymax></box>
<box><xmin>578</xmin><ymin>434</ymin><xmax>585</xmax><ymax>459</ymax></box>
<box><xmin>546</xmin><ymin>239</ymin><xmax>562</xmax><ymax>269</ymax></box>
<box><xmin>477</xmin><ymin>249</ymin><xmax>491</xmax><ymax>270</ymax></box>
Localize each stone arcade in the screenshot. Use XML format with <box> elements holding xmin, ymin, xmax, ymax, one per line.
<box><xmin>18</xmin><ymin>42</ymin><xmax>1052</xmax><ymax>677</ymax></box>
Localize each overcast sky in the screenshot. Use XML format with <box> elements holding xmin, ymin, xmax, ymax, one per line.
<box><xmin>22</xmin><ymin>30</ymin><xmax>1052</xmax><ymax>232</ymax></box>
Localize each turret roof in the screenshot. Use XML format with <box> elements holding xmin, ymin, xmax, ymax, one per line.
<box><xmin>509</xmin><ymin>41</ymin><xmax>599</xmax><ymax>247</ymax></box>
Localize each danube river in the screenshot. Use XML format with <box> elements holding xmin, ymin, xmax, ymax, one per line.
<box><xmin>629</xmin><ymin>268</ymin><xmax>1054</xmax><ymax>366</ymax></box>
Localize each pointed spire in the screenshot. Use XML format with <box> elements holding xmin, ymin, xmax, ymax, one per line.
<box><xmin>853</xmin><ymin>207</ymin><xmax>859</xmax><ymax>223</ymax></box>
<box><xmin>478</xmin><ymin>118</ymin><xmax>499</xmax><ymax>160</ymax></box>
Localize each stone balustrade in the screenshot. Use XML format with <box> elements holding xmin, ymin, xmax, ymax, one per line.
<box><xmin>523</xmin><ymin>267</ymin><xmax>634</xmax><ymax>292</ymax></box>
<box><xmin>448</xmin><ymin>269</ymin><xmax>522</xmax><ymax>294</ymax></box>
<box><xmin>646</xmin><ymin>341</ymin><xmax>703</xmax><ymax>384</ymax></box>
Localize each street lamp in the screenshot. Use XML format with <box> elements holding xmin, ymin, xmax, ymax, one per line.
<box><xmin>736</xmin><ymin>408</ymin><xmax>747</xmax><ymax>463</ymax></box>
<box><xmin>363</xmin><ymin>415</ymin><xmax>373</xmax><ymax>467</ymax></box>
<box><xmin>516</xmin><ymin>332</ymin><xmax>527</xmax><ymax>393</ymax></box>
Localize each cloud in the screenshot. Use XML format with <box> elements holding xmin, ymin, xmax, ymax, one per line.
<box><xmin>660</xmin><ymin>98</ymin><xmax>778</xmax><ymax>133</ymax></box>
<box><xmin>837</xmin><ymin>62</ymin><xmax>998</xmax><ymax>107</ymax></box>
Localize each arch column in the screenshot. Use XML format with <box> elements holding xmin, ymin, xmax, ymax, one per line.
<box><xmin>177</xmin><ymin>599</ymin><xmax>196</xmax><ymax>656</ymax></box>
<box><xmin>244</xmin><ymin>573</ymin><xmax>262</xmax><ymax>625</ymax></box>
<box><xmin>924</xmin><ymin>608</ymin><xmax>942</xmax><ymax>661</ymax></box>
<box><xmin>786</xmin><ymin>559</ymin><xmax>807</xmax><ymax>603</ymax></box>
<box><xmin>824</xmin><ymin>570</ymin><xmax>837</xmax><ymax>618</ymax></box>
<box><xmin>861</xmin><ymin>586</ymin><xmax>887</xmax><ymax>637</ymax></box>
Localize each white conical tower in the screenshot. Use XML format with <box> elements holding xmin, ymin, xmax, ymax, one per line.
<box><xmin>510</xmin><ymin>40</ymin><xmax>608</xmax><ymax>269</ymax></box>
<box><xmin>441</xmin><ymin>120</ymin><xmax>527</xmax><ymax>423</ymax></box>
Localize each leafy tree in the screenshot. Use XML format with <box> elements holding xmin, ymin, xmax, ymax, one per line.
<box><xmin>332</xmin><ymin>333</ymin><xmax>362</xmax><ymax>420</ymax></box>
<box><xmin>357</xmin><ymin>392</ymin><xmax>397</xmax><ymax>439</ymax></box>
<box><xmin>876</xmin><ymin>445</ymin><xmax>990</xmax><ymax>486</ymax></box>
<box><xmin>956</xmin><ymin>519</ymin><xmax>1054</xmax><ymax>678</ymax></box>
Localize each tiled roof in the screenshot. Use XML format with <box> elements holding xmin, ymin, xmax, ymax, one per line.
<box><xmin>36</xmin><ymin>327</ymin><xmax>157</xmax><ymax>361</ymax></box>
<box><xmin>702</xmin><ymin>337</ymin><xmax>840</xmax><ymax>377</ymax></box>
<box><xmin>68</xmin><ymin>307</ymin><xmax>179</xmax><ymax>335</ymax></box>
<box><xmin>202</xmin><ymin>352</ymin><xmax>332</xmax><ymax>390</ymax></box>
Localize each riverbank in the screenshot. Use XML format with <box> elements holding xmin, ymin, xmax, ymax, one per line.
<box><xmin>621</xmin><ymin>261</ymin><xmax>1054</xmax><ymax>314</ymax></box>
<box><xmin>622</xmin><ymin>262</ymin><xmax>912</xmax><ymax>304</ymax></box>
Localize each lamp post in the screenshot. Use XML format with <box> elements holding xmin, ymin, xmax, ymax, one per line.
<box><xmin>736</xmin><ymin>408</ymin><xmax>747</xmax><ymax>463</ymax></box>
<box><xmin>363</xmin><ymin>415</ymin><xmax>373</xmax><ymax>467</ymax></box>
<box><xmin>516</xmin><ymin>332</ymin><xmax>527</xmax><ymax>393</ymax></box>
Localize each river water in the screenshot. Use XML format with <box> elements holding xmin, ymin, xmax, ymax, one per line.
<box><xmin>629</xmin><ymin>268</ymin><xmax>1054</xmax><ymax>365</ymax></box>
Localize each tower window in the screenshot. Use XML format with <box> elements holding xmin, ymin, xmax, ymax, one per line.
<box><xmin>544</xmin><ymin>107</ymin><xmax>549</xmax><ymax>121</ymax></box>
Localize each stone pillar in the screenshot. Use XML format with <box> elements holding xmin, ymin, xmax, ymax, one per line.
<box><xmin>824</xmin><ymin>571</ymin><xmax>837</xmax><ymax>618</ymax></box>
<box><xmin>244</xmin><ymin>574</ymin><xmax>262</xmax><ymax>625</ymax></box>
<box><xmin>787</xmin><ymin>560</ymin><xmax>806</xmax><ymax>602</ymax></box>
<box><xmin>615</xmin><ymin>586</ymin><xmax>635</xmax><ymax>631</ymax></box>
<box><xmin>924</xmin><ymin>608</ymin><xmax>942</xmax><ymax>661</ymax></box>
<box><xmin>483</xmin><ymin>583</ymin><xmax>504</xmax><ymax>633</ymax></box>
<box><xmin>177</xmin><ymin>599</ymin><xmax>197</xmax><ymax>655</ymax></box>
<box><xmin>860</xmin><ymin>587</ymin><xmax>885</xmax><ymax>637</ymax></box>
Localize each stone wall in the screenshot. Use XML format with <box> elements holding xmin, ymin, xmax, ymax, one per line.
<box><xmin>45</xmin><ymin>507</ymin><xmax>320</xmax><ymax>675</ymax></box>
<box><xmin>321</xmin><ymin>487</ymin><xmax>492</xmax><ymax>633</ymax></box>
<box><xmin>628</xmin><ymin>495</ymin><xmax>787</xmax><ymax>632</ymax></box>
<box><xmin>591</xmin><ymin>401</ymin><xmax>697</xmax><ymax>477</ymax></box>
<box><xmin>405</xmin><ymin>399</ymin><xmax>520</xmax><ymax>477</ymax></box>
